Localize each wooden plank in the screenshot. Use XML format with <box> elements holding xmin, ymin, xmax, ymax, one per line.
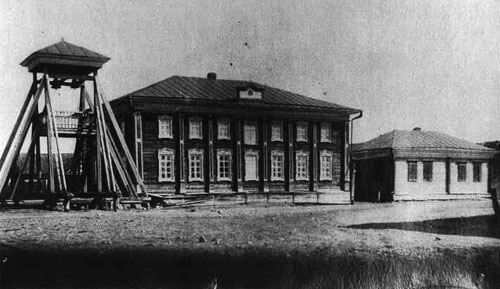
<box><xmin>45</xmin><ymin>106</ymin><xmax>55</xmax><ymax>193</ymax></box>
<box><xmin>98</xmin><ymin>88</ymin><xmax>147</xmax><ymax>195</ymax></box>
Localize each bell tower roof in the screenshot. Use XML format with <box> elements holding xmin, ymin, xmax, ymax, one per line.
<box><xmin>20</xmin><ymin>40</ymin><xmax>110</xmax><ymax>75</ymax></box>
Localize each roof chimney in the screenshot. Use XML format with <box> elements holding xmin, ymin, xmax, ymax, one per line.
<box><xmin>207</xmin><ymin>72</ymin><xmax>217</xmax><ymax>80</ymax></box>
<box><xmin>413</xmin><ymin>127</ymin><xmax>421</xmax><ymax>131</ymax></box>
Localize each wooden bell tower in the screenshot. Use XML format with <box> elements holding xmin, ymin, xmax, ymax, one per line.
<box><xmin>0</xmin><ymin>40</ymin><xmax>147</xmax><ymax>210</ymax></box>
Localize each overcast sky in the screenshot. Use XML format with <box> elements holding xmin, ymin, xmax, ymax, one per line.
<box><xmin>0</xmin><ymin>0</ymin><xmax>499</xmax><ymax>151</ymax></box>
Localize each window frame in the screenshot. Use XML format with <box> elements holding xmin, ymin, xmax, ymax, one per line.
<box><xmin>296</xmin><ymin>122</ymin><xmax>308</xmax><ymax>142</ymax></box>
<box><xmin>244</xmin><ymin>150</ymin><xmax>259</xmax><ymax>181</ymax></box>
<box><xmin>188</xmin><ymin>149</ymin><xmax>204</xmax><ymax>182</ymax></box>
<box><xmin>244</xmin><ymin>121</ymin><xmax>258</xmax><ymax>145</ymax></box>
<box><xmin>217</xmin><ymin>149</ymin><xmax>232</xmax><ymax>181</ymax></box>
<box><xmin>271</xmin><ymin>121</ymin><xmax>283</xmax><ymax>142</ymax></box>
<box><xmin>295</xmin><ymin>150</ymin><xmax>309</xmax><ymax>181</ymax></box>
<box><xmin>158</xmin><ymin>148</ymin><xmax>175</xmax><ymax>182</ymax></box>
<box><xmin>457</xmin><ymin>162</ymin><xmax>467</xmax><ymax>182</ymax></box>
<box><xmin>217</xmin><ymin>118</ymin><xmax>231</xmax><ymax>140</ymax></box>
<box><xmin>319</xmin><ymin>150</ymin><xmax>333</xmax><ymax>181</ymax></box>
<box><xmin>158</xmin><ymin>115</ymin><xmax>173</xmax><ymax>139</ymax></box>
<box><xmin>423</xmin><ymin>161</ymin><xmax>433</xmax><ymax>182</ymax></box>
<box><xmin>320</xmin><ymin>122</ymin><xmax>332</xmax><ymax>143</ymax></box>
<box><xmin>270</xmin><ymin>150</ymin><xmax>285</xmax><ymax>181</ymax></box>
<box><xmin>407</xmin><ymin>161</ymin><xmax>418</xmax><ymax>182</ymax></box>
<box><xmin>189</xmin><ymin>117</ymin><xmax>203</xmax><ymax>139</ymax></box>
<box><xmin>473</xmin><ymin>162</ymin><xmax>481</xmax><ymax>183</ymax></box>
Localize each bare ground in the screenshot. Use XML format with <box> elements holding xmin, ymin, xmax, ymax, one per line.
<box><xmin>0</xmin><ymin>199</ymin><xmax>499</xmax><ymax>288</ymax></box>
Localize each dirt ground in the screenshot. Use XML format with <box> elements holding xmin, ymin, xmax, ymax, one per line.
<box><xmin>0</xmin><ymin>198</ymin><xmax>499</xmax><ymax>288</ymax></box>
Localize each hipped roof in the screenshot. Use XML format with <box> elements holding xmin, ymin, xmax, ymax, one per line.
<box><xmin>352</xmin><ymin>130</ymin><xmax>496</xmax><ymax>160</ymax></box>
<box><xmin>112</xmin><ymin>75</ymin><xmax>361</xmax><ymax>116</ymax></box>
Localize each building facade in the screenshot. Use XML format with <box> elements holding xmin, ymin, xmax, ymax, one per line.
<box><xmin>110</xmin><ymin>73</ymin><xmax>361</xmax><ymax>200</ymax></box>
<box><xmin>352</xmin><ymin>128</ymin><xmax>496</xmax><ymax>202</ymax></box>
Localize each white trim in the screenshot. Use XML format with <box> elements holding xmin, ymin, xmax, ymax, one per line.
<box><xmin>188</xmin><ymin>148</ymin><xmax>204</xmax><ymax>181</ymax></box>
<box><xmin>296</xmin><ymin>122</ymin><xmax>308</xmax><ymax>142</ymax></box>
<box><xmin>319</xmin><ymin>150</ymin><xmax>333</xmax><ymax>181</ymax></box>
<box><xmin>217</xmin><ymin>118</ymin><xmax>231</xmax><ymax>140</ymax></box>
<box><xmin>189</xmin><ymin>117</ymin><xmax>203</xmax><ymax>139</ymax></box>
<box><xmin>217</xmin><ymin>149</ymin><xmax>232</xmax><ymax>181</ymax></box>
<box><xmin>270</xmin><ymin>150</ymin><xmax>285</xmax><ymax>181</ymax></box>
<box><xmin>244</xmin><ymin>150</ymin><xmax>259</xmax><ymax>181</ymax></box>
<box><xmin>271</xmin><ymin>121</ymin><xmax>283</xmax><ymax>142</ymax></box>
<box><xmin>158</xmin><ymin>115</ymin><xmax>173</xmax><ymax>139</ymax></box>
<box><xmin>320</xmin><ymin>122</ymin><xmax>331</xmax><ymax>143</ymax></box>
<box><xmin>158</xmin><ymin>148</ymin><xmax>175</xmax><ymax>182</ymax></box>
<box><xmin>244</xmin><ymin>122</ymin><xmax>257</xmax><ymax>145</ymax></box>
<box><xmin>295</xmin><ymin>150</ymin><xmax>309</xmax><ymax>180</ymax></box>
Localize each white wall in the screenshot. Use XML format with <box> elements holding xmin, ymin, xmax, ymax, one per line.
<box><xmin>394</xmin><ymin>160</ymin><xmax>446</xmax><ymax>196</ymax></box>
<box><xmin>449</xmin><ymin>162</ymin><xmax>488</xmax><ymax>194</ymax></box>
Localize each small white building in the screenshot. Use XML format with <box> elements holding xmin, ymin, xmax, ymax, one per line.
<box><xmin>352</xmin><ymin>128</ymin><xmax>496</xmax><ymax>201</ymax></box>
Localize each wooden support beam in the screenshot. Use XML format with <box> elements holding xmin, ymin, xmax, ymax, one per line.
<box><xmin>0</xmin><ymin>80</ymin><xmax>37</xmax><ymax>171</ymax></box>
<box><xmin>106</xmin><ymin>127</ymin><xmax>136</xmax><ymax>196</ymax></box>
<box><xmin>98</xmin><ymin>88</ymin><xmax>147</xmax><ymax>195</ymax></box>
<box><xmin>0</xmin><ymin>78</ymin><xmax>44</xmax><ymax>193</ymax></box>
<box><xmin>45</xmin><ymin>106</ymin><xmax>55</xmax><ymax>194</ymax></box>
<box><xmin>10</xmin><ymin>127</ymin><xmax>40</xmax><ymax>200</ymax></box>
<box><xmin>44</xmin><ymin>76</ymin><xmax>67</xmax><ymax>193</ymax></box>
<box><xmin>94</xmin><ymin>82</ymin><xmax>102</xmax><ymax>194</ymax></box>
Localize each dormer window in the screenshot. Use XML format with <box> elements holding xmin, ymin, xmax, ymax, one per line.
<box><xmin>239</xmin><ymin>86</ymin><xmax>263</xmax><ymax>100</ymax></box>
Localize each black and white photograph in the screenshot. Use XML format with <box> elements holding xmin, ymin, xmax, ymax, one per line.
<box><xmin>0</xmin><ymin>1</ymin><xmax>499</xmax><ymax>288</ymax></box>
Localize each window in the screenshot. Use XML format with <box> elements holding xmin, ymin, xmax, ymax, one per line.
<box><xmin>407</xmin><ymin>161</ymin><xmax>417</xmax><ymax>182</ymax></box>
<box><xmin>296</xmin><ymin>122</ymin><xmax>307</xmax><ymax>142</ymax></box>
<box><xmin>320</xmin><ymin>150</ymin><xmax>333</xmax><ymax>180</ymax></box>
<box><xmin>320</xmin><ymin>123</ymin><xmax>331</xmax><ymax>142</ymax></box>
<box><xmin>245</xmin><ymin>151</ymin><xmax>258</xmax><ymax>181</ymax></box>
<box><xmin>271</xmin><ymin>150</ymin><xmax>285</xmax><ymax>181</ymax></box>
<box><xmin>296</xmin><ymin>151</ymin><xmax>309</xmax><ymax>180</ymax></box>
<box><xmin>218</xmin><ymin>119</ymin><xmax>230</xmax><ymax>140</ymax></box>
<box><xmin>189</xmin><ymin>117</ymin><xmax>202</xmax><ymax>139</ymax></box>
<box><xmin>158</xmin><ymin>115</ymin><xmax>173</xmax><ymax>138</ymax></box>
<box><xmin>423</xmin><ymin>161</ymin><xmax>433</xmax><ymax>182</ymax></box>
<box><xmin>158</xmin><ymin>148</ymin><xmax>174</xmax><ymax>182</ymax></box>
<box><xmin>457</xmin><ymin>162</ymin><xmax>466</xmax><ymax>182</ymax></box>
<box><xmin>188</xmin><ymin>149</ymin><xmax>203</xmax><ymax>181</ymax></box>
<box><xmin>271</xmin><ymin>121</ymin><xmax>283</xmax><ymax>142</ymax></box>
<box><xmin>244</xmin><ymin>122</ymin><xmax>257</xmax><ymax>145</ymax></box>
<box><xmin>217</xmin><ymin>150</ymin><xmax>232</xmax><ymax>181</ymax></box>
<box><xmin>473</xmin><ymin>163</ymin><xmax>481</xmax><ymax>182</ymax></box>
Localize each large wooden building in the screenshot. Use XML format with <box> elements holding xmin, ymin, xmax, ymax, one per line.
<box><xmin>352</xmin><ymin>128</ymin><xmax>496</xmax><ymax>202</ymax></box>
<box><xmin>110</xmin><ymin>73</ymin><xmax>361</xmax><ymax>201</ymax></box>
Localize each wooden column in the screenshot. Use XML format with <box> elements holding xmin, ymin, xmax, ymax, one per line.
<box><xmin>205</xmin><ymin>116</ymin><xmax>214</xmax><ymax>193</ymax></box>
<box><xmin>445</xmin><ymin>158</ymin><xmax>450</xmax><ymax>194</ymax></box>
<box><xmin>234</xmin><ymin>119</ymin><xmax>243</xmax><ymax>192</ymax></box>
<box><xmin>29</xmin><ymin>74</ymin><xmax>38</xmax><ymax>195</ymax></box>
<box><xmin>343</xmin><ymin>121</ymin><xmax>350</xmax><ymax>191</ymax></box>
<box><xmin>94</xmin><ymin>80</ymin><xmax>102</xmax><ymax>194</ymax></box>
<box><xmin>261</xmin><ymin>119</ymin><xmax>269</xmax><ymax>192</ymax></box>
<box><xmin>176</xmin><ymin>114</ymin><xmax>186</xmax><ymax>194</ymax></box>
<box><xmin>309</xmin><ymin>120</ymin><xmax>318</xmax><ymax>192</ymax></box>
<box><xmin>284</xmin><ymin>120</ymin><xmax>291</xmax><ymax>192</ymax></box>
<box><xmin>340</xmin><ymin>122</ymin><xmax>348</xmax><ymax>191</ymax></box>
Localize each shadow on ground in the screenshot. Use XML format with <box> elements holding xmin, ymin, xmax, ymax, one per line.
<box><xmin>345</xmin><ymin>214</ymin><xmax>500</xmax><ymax>239</ymax></box>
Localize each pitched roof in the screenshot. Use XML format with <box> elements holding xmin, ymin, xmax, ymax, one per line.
<box><xmin>20</xmin><ymin>40</ymin><xmax>110</xmax><ymax>73</ymax></box>
<box><xmin>352</xmin><ymin>129</ymin><xmax>496</xmax><ymax>160</ymax></box>
<box><xmin>117</xmin><ymin>75</ymin><xmax>360</xmax><ymax>114</ymax></box>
